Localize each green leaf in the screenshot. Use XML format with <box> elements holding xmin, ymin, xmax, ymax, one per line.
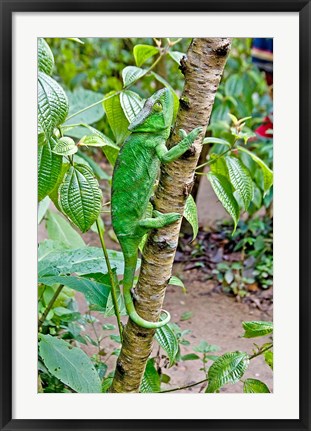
<box><xmin>155</xmin><ymin>324</ymin><xmax>179</xmax><ymax>367</ymax></box>
<box><xmin>194</xmin><ymin>340</ymin><xmax>219</xmax><ymax>354</ymax></box>
<box><xmin>64</xmin><ymin>88</ymin><xmax>104</xmax><ymax>128</ymax></box>
<box><xmin>237</xmin><ymin>146</ymin><xmax>273</xmax><ymax>193</ymax></box>
<box><xmin>52</xmin><ymin>137</ymin><xmax>77</xmax><ymax>156</ymax></box>
<box><xmin>180</xmin><ymin>311</ymin><xmax>193</xmax><ymax>321</ymax></box>
<box><xmin>38</xmin><ymin>196</ymin><xmax>50</xmax><ymax>224</ymax></box>
<box><xmin>102</xmin><ymin>324</ymin><xmax>116</xmax><ymax>330</ymax></box>
<box><xmin>101</xmin><ymin>376</ymin><xmax>114</xmax><ymax>393</ymax></box>
<box><xmin>140</xmin><ymin>359</ymin><xmax>161</xmax><ymax>393</ymax></box>
<box><xmin>59</xmin><ymin>164</ymin><xmax>102</xmax><ymax>233</ymax></box>
<box><xmin>38</xmin><ymin>38</ymin><xmax>54</xmax><ymax>75</ymax></box>
<box><xmin>76</xmin><ymin>149</ymin><xmax>111</xmax><ymax>180</ymax></box>
<box><xmin>232</xmin><ymin>130</ymin><xmax>256</xmax><ymax>145</ymax></box>
<box><xmin>48</xmin><ymin>163</ymin><xmax>70</xmax><ymax>211</ymax></box>
<box><xmin>38</xmin><ymin>72</ymin><xmax>69</xmax><ymax>140</ymax></box>
<box><xmin>264</xmin><ymin>350</ymin><xmax>273</xmax><ymax>370</ymax></box>
<box><xmin>103</xmin><ymin>91</ymin><xmax>130</xmax><ymax>145</ymax></box>
<box><xmin>225</xmin><ymin>156</ymin><xmax>254</xmax><ymax>210</ymax></box>
<box><xmin>242</xmin><ymin>321</ymin><xmax>273</xmax><ymax>338</ymax></box>
<box><xmin>184</xmin><ymin>195</ymin><xmax>199</xmax><ymax>240</ymax></box>
<box><xmin>76</xmin><ymin>125</ymin><xmax>119</xmax><ymax>167</ymax></box>
<box><xmin>181</xmin><ymin>353</ymin><xmax>200</xmax><ymax>361</ymax></box>
<box><xmin>39</xmin><ymin>334</ymin><xmax>101</xmax><ymax>393</ymax></box>
<box><xmin>102</xmin><ymin>145</ymin><xmax>120</xmax><ymax>167</ymax></box>
<box><xmin>133</xmin><ymin>44</ymin><xmax>159</xmax><ymax>67</ymax></box>
<box><xmin>243</xmin><ymin>378</ymin><xmax>270</xmax><ymax>393</ymax></box>
<box><xmin>38</xmin><ymin>275</ymin><xmax>110</xmax><ymax>311</ymax></box>
<box><xmin>225</xmin><ymin>74</ymin><xmax>243</xmax><ymax>97</ymax></box>
<box><xmin>38</xmin><ymin>137</ymin><xmax>63</xmax><ymax>201</ymax></box>
<box><xmin>168</xmin><ymin>51</ymin><xmax>185</xmax><ymax>65</ymax></box>
<box><xmin>122</xmin><ymin>66</ymin><xmax>145</xmax><ymax>87</ymax></box>
<box><xmin>168</xmin><ymin>275</ymin><xmax>186</xmax><ymax>293</ymax></box>
<box><xmin>110</xmin><ymin>334</ymin><xmax>121</xmax><ymax>344</ymax></box>
<box><xmin>67</xmin><ymin>37</ymin><xmax>84</xmax><ymax>44</ymax></box>
<box><xmin>210</xmin><ymin>155</ymin><xmax>229</xmax><ymax>178</ymax></box>
<box><xmin>38</xmin><ymin>239</ymin><xmax>69</xmax><ymax>261</ymax></box>
<box><xmin>79</xmin><ymin>133</ymin><xmax>118</xmax><ymax>149</ymax></box>
<box><xmin>211</xmin><ymin>103</ymin><xmax>230</xmax><ymax>122</ymax></box>
<box><xmin>46</xmin><ymin>210</ymin><xmax>85</xmax><ymax>249</ymax></box>
<box><xmin>206</xmin><ymin>351</ymin><xmax>249</xmax><ymax>393</ymax></box>
<box><xmin>38</xmin><ymin>246</ymin><xmax>133</xmax><ymax>277</ymax></box>
<box><xmin>207</xmin><ymin>172</ymin><xmax>240</xmax><ymax>232</ymax></box>
<box><xmin>203</xmin><ymin>137</ymin><xmax>231</xmax><ymax>147</ymax></box>
<box><xmin>120</xmin><ymin>90</ymin><xmax>144</xmax><ymax>123</ymax></box>
<box><xmin>228</xmin><ymin>113</ymin><xmax>239</xmax><ymax>125</ymax></box>
<box><xmin>161</xmin><ymin>374</ymin><xmax>171</xmax><ymax>384</ymax></box>
<box><xmin>224</xmin><ymin>269</ymin><xmax>234</xmax><ymax>284</ymax></box>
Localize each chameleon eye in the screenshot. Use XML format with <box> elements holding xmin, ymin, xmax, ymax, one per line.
<box><xmin>153</xmin><ymin>101</ymin><xmax>163</xmax><ymax>112</ymax></box>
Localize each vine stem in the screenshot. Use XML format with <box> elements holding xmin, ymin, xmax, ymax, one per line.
<box><xmin>95</xmin><ymin>219</ymin><xmax>123</xmax><ymax>341</ymax></box>
<box><xmin>38</xmin><ymin>284</ymin><xmax>64</xmax><ymax>330</ymax></box>
<box><xmin>65</xmin><ymin>46</ymin><xmax>170</xmax><ymax>122</ymax></box>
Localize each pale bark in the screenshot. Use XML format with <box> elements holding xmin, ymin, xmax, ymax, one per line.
<box><xmin>110</xmin><ymin>38</ymin><xmax>232</xmax><ymax>393</ymax></box>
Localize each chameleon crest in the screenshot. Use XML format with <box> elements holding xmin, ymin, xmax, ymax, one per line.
<box><xmin>111</xmin><ymin>88</ymin><xmax>202</xmax><ymax>328</ymax></box>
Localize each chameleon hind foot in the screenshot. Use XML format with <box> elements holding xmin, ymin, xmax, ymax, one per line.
<box><xmin>153</xmin><ymin>210</ymin><xmax>181</xmax><ymax>225</ymax></box>
<box><xmin>139</xmin><ymin>211</ymin><xmax>181</xmax><ymax>229</ymax></box>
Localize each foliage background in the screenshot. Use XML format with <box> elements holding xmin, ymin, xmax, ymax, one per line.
<box><xmin>38</xmin><ymin>37</ymin><xmax>273</xmax><ymax>394</ymax></box>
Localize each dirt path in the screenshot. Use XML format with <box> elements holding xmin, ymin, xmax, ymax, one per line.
<box><xmin>161</xmin><ymin>267</ymin><xmax>272</xmax><ymax>392</ymax></box>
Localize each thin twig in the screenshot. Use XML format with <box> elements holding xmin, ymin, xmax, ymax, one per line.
<box><xmin>249</xmin><ymin>343</ymin><xmax>273</xmax><ymax>360</ymax></box>
<box><xmin>159</xmin><ymin>378</ymin><xmax>208</xmax><ymax>393</ymax></box>
<box><xmin>38</xmin><ymin>284</ymin><xmax>64</xmax><ymax>330</ymax></box>
<box><xmin>195</xmin><ymin>147</ymin><xmax>232</xmax><ymax>170</ymax></box>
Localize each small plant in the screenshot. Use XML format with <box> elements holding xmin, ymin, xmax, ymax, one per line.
<box><xmin>139</xmin><ymin>320</ymin><xmax>273</xmax><ymax>393</ymax></box>
<box><xmin>213</xmin><ymin>261</ymin><xmax>252</xmax><ymax>297</ymax></box>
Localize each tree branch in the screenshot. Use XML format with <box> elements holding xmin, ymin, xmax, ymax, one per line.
<box><xmin>110</xmin><ymin>38</ymin><xmax>232</xmax><ymax>393</ymax></box>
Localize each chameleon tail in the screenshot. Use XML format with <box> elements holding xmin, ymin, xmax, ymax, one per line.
<box><xmin>123</xmin><ymin>252</ymin><xmax>171</xmax><ymax>329</ymax></box>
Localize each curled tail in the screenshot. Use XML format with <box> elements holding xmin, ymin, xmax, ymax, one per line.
<box><xmin>123</xmin><ymin>252</ymin><xmax>170</xmax><ymax>329</ymax></box>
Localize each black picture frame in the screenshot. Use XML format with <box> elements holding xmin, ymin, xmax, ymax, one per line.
<box><xmin>1</xmin><ymin>1</ymin><xmax>310</xmax><ymax>430</ymax></box>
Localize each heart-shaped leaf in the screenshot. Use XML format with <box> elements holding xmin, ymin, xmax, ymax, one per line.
<box><xmin>133</xmin><ymin>44</ymin><xmax>159</xmax><ymax>67</ymax></box>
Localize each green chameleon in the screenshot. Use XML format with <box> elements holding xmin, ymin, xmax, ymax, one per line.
<box><xmin>111</xmin><ymin>88</ymin><xmax>202</xmax><ymax>328</ymax></box>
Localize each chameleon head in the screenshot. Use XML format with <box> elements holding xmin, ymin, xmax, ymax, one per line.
<box><xmin>128</xmin><ymin>88</ymin><xmax>174</xmax><ymax>134</ymax></box>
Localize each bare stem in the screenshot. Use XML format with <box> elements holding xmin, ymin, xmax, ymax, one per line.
<box><xmin>196</xmin><ymin>147</ymin><xmax>232</xmax><ymax>170</ymax></box>
<box><xmin>249</xmin><ymin>343</ymin><xmax>273</xmax><ymax>360</ymax></box>
<box><xmin>160</xmin><ymin>378</ymin><xmax>208</xmax><ymax>393</ymax></box>
<box><xmin>96</xmin><ymin>219</ymin><xmax>123</xmax><ymax>341</ymax></box>
<box><xmin>38</xmin><ymin>284</ymin><xmax>64</xmax><ymax>330</ymax></box>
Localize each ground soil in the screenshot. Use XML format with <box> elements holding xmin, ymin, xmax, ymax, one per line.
<box><xmin>39</xmin><ymin>171</ymin><xmax>273</xmax><ymax>393</ymax></box>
